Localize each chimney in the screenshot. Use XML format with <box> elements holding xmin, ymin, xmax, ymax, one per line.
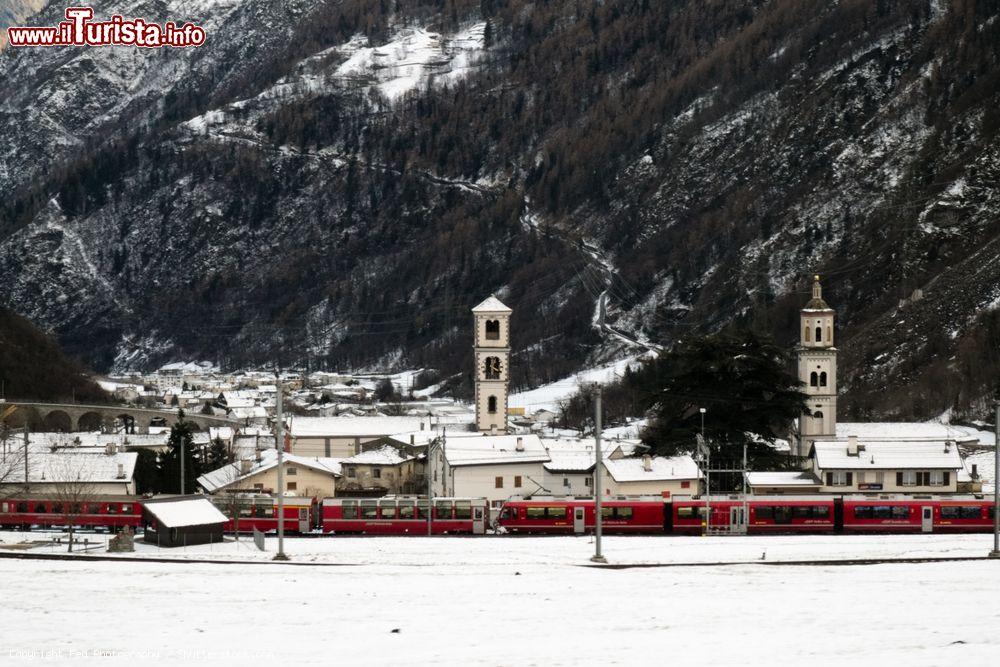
<box><xmin>410</xmin><ymin>434</ymin><xmax>415</xmax><ymax>445</ymax></box>
<box><xmin>642</xmin><ymin>454</ymin><xmax>652</xmax><ymax>472</ymax></box>
<box><xmin>847</xmin><ymin>436</ymin><xmax>859</xmax><ymax>456</ymax></box>
<box><xmin>240</xmin><ymin>459</ymin><xmax>253</xmax><ymax>475</ymax></box>
<box><xmin>116</xmin><ymin>463</ymin><xmax>125</xmax><ymax>479</ymax></box>
<box><xmin>516</xmin><ymin>437</ymin><xmax>524</xmax><ymax>452</ymax></box>
<box><xmin>944</xmin><ymin>440</ymin><xmax>952</xmax><ymax>453</ymax></box>
<box><xmin>105</xmin><ymin>442</ymin><xmax>116</xmax><ymax>456</ymax></box>
<box><xmin>972</xmin><ymin>464</ymin><xmax>979</xmax><ymax>478</ymax></box>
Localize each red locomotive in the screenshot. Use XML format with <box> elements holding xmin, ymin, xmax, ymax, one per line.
<box><xmin>322</xmin><ymin>497</ymin><xmax>490</xmax><ymax>535</ymax></box>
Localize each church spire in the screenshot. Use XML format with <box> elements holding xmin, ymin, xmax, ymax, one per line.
<box><xmin>812</xmin><ymin>275</ymin><xmax>822</xmax><ymax>299</ymax></box>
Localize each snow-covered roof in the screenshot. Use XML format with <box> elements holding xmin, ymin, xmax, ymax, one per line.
<box><xmin>3</xmin><ymin>452</ymin><xmax>137</xmax><ymax>484</ymax></box>
<box><xmin>342</xmin><ymin>445</ymin><xmax>413</xmax><ymax>466</ymax></box>
<box><xmin>443</xmin><ymin>435</ymin><xmax>548</xmax><ymax>466</ymax></box>
<box><xmin>603</xmin><ymin>455</ymin><xmax>700</xmax><ymax>483</ymax></box>
<box><xmin>813</xmin><ymin>440</ymin><xmax>963</xmax><ymax>470</ymax></box>
<box><xmin>197</xmin><ymin>450</ymin><xmax>342</xmax><ymax>493</ymax></box>
<box><xmin>746</xmin><ymin>471</ymin><xmax>822</xmax><ymax>487</ymax></box>
<box><xmin>835</xmin><ymin>423</ymin><xmax>978</xmax><ymax>443</ymax></box>
<box><xmin>289</xmin><ymin>416</ymin><xmax>431</xmax><ymax>437</ymax></box>
<box><xmin>144</xmin><ymin>497</ymin><xmax>227</xmax><ymax>528</ymax></box>
<box><xmin>471</xmin><ymin>295</ymin><xmax>512</xmax><ymax>313</ymax></box>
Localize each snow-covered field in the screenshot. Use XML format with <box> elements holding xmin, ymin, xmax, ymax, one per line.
<box><xmin>3</xmin><ymin>532</ymin><xmax>1000</xmax><ymax>665</ymax></box>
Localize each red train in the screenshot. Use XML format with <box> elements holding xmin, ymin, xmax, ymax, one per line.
<box><xmin>0</xmin><ymin>496</ymin><xmax>142</xmax><ymax>531</ymax></box>
<box><xmin>1</xmin><ymin>493</ymin><xmax>995</xmax><ymax>537</ymax></box>
<box><xmin>498</xmin><ymin>494</ymin><xmax>998</xmax><ymax>535</ymax></box>
<box><xmin>322</xmin><ymin>497</ymin><xmax>490</xmax><ymax>535</ymax></box>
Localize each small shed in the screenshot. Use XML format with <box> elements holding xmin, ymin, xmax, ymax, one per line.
<box><xmin>142</xmin><ymin>496</ymin><xmax>227</xmax><ymax>548</ymax></box>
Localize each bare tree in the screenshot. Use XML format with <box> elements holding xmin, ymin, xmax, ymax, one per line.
<box><xmin>48</xmin><ymin>456</ymin><xmax>99</xmax><ymax>553</ymax></box>
<box><xmin>0</xmin><ymin>424</ymin><xmax>28</xmax><ymax>501</ymax></box>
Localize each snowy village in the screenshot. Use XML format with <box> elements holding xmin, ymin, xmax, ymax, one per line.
<box><xmin>3</xmin><ymin>0</ymin><xmax>1000</xmax><ymax>665</ymax></box>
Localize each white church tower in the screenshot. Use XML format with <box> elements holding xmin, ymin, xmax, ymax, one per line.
<box><xmin>472</xmin><ymin>295</ymin><xmax>512</xmax><ymax>433</ymax></box>
<box><xmin>797</xmin><ymin>275</ymin><xmax>837</xmax><ymax>457</ymax></box>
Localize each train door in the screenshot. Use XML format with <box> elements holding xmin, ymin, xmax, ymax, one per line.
<box><xmin>921</xmin><ymin>506</ymin><xmax>933</xmax><ymax>533</ymax></box>
<box><xmin>834</xmin><ymin>498</ymin><xmax>844</xmax><ymax>533</ymax></box>
<box><xmin>473</xmin><ymin>506</ymin><xmax>486</xmax><ymax>535</ymax></box>
<box><xmin>298</xmin><ymin>508</ymin><xmax>309</xmax><ymax>533</ymax></box>
<box><xmin>729</xmin><ymin>506</ymin><xmax>747</xmax><ymax>535</ymax></box>
<box><xmin>573</xmin><ymin>507</ymin><xmax>585</xmax><ymax>534</ymax></box>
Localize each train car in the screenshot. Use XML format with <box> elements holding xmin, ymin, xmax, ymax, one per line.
<box><xmin>0</xmin><ymin>496</ymin><xmax>142</xmax><ymax>531</ymax></box>
<box><xmin>322</xmin><ymin>497</ymin><xmax>490</xmax><ymax>535</ymax></box>
<box><xmin>747</xmin><ymin>497</ymin><xmax>836</xmax><ymax>534</ymax></box>
<box><xmin>210</xmin><ymin>495</ymin><xmax>317</xmax><ymax>534</ymax></box>
<box><xmin>498</xmin><ymin>496</ymin><xmax>667</xmax><ymax>534</ymax></box>
<box><xmin>841</xmin><ymin>495</ymin><xmax>995</xmax><ymax>534</ymax></box>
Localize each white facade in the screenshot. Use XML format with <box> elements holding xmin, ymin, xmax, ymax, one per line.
<box><xmin>797</xmin><ymin>276</ymin><xmax>838</xmax><ymax>457</ymax></box>
<box><xmin>431</xmin><ymin>434</ymin><xmax>548</xmax><ymax>507</ymax></box>
<box><xmin>472</xmin><ymin>296</ymin><xmax>512</xmax><ymax>433</ymax></box>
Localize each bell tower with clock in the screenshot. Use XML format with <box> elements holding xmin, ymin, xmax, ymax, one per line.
<box><xmin>472</xmin><ymin>295</ymin><xmax>512</xmax><ymax>433</ymax></box>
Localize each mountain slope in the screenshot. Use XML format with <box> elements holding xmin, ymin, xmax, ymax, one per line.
<box><xmin>1</xmin><ymin>0</ymin><xmax>998</xmax><ymax>420</ymax></box>
<box><xmin>0</xmin><ymin>306</ymin><xmax>109</xmax><ymax>402</ymax></box>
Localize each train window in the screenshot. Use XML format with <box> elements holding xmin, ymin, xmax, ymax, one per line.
<box><xmin>255</xmin><ymin>505</ymin><xmax>274</xmax><ymax>518</ymax></box>
<box><xmin>526</xmin><ymin>507</ymin><xmax>546</xmax><ymax>520</ymax></box>
<box><xmin>756</xmin><ymin>506</ymin><xmax>774</xmax><ymax>520</ymax></box>
<box><xmin>677</xmin><ymin>507</ymin><xmax>704</xmax><ymax>520</ymax></box>
<box><xmin>500</xmin><ymin>507</ymin><xmax>516</xmax><ymax>520</ymax></box>
<box><xmin>16</xmin><ymin>502</ymin><xmax>28</xmax><ymax>513</ymax></box>
<box><xmin>399</xmin><ymin>502</ymin><xmax>415</xmax><ymax>519</ymax></box>
<box><xmin>813</xmin><ymin>506</ymin><xmax>830</xmax><ymax>519</ymax></box>
<box><xmin>890</xmin><ymin>506</ymin><xmax>909</xmax><ymax>519</ymax></box>
<box><xmin>853</xmin><ymin>506</ymin><xmax>873</xmax><ymax>519</ymax></box>
<box><xmin>379</xmin><ymin>501</ymin><xmax>397</xmax><ymax>519</ymax></box>
<box><xmin>773</xmin><ymin>507</ymin><xmax>792</xmax><ymax>524</ymax></box>
<box><xmin>617</xmin><ymin>507</ymin><xmax>633</xmax><ymax>520</ymax></box>
<box><xmin>51</xmin><ymin>503</ymin><xmax>63</xmax><ymax>514</ymax></box>
<box><xmin>416</xmin><ymin>501</ymin><xmax>429</xmax><ymax>520</ymax></box>
<box><xmin>547</xmin><ymin>507</ymin><xmax>567</xmax><ymax>520</ymax></box>
<box><xmin>872</xmin><ymin>506</ymin><xmax>893</xmax><ymax>519</ymax></box>
<box><xmin>435</xmin><ymin>501</ymin><xmax>453</xmax><ymax>520</ymax></box>
<box><xmin>455</xmin><ymin>501</ymin><xmax>472</xmax><ymax>520</ymax></box>
<box><xmin>961</xmin><ymin>506</ymin><xmax>982</xmax><ymax>519</ymax></box>
<box><xmin>107</xmin><ymin>504</ymin><xmax>118</xmax><ymax>514</ymax></box>
<box><xmin>792</xmin><ymin>506</ymin><xmax>811</xmax><ymax>519</ymax></box>
<box><xmin>30</xmin><ymin>502</ymin><xmax>47</xmax><ymax>513</ymax></box>
<box><xmin>121</xmin><ymin>504</ymin><xmax>131</xmax><ymax>513</ymax></box>
<box><xmin>341</xmin><ymin>501</ymin><xmax>358</xmax><ymax>519</ymax></box>
<box><xmin>361</xmin><ymin>501</ymin><xmax>378</xmax><ymax>519</ymax></box>
<box><xmin>941</xmin><ymin>506</ymin><xmax>959</xmax><ymax>519</ymax></box>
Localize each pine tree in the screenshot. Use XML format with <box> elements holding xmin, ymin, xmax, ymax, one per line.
<box><xmin>159</xmin><ymin>411</ymin><xmax>200</xmax><ymax>494</ymax></box>
<box><xmin>639</xmin><ymin>330</ymin><xmax>808</xmax><ymax>470</ymax></box>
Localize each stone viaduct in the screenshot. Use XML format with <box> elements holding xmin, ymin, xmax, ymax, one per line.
<box><xmin>0</xmin><ymin>401</ymin><xmax>241</xmax><ymax>434</ymax></box>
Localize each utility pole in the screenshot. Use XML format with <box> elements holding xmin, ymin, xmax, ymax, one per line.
<box><xmin>591</xmin><ymin>385</ymin><xmax>606</xmax><ymax>563</ymax></box>
<box><xmin>24</xmin><ymin>423</ymin><xmax>29</xmax><ymax>488</ymax></box>
<box><xmin>179</xmin><ymin>412</ymin><xmax>185</xmax><ymax>495</ymax></box>
<box><xmin>274</xmin><ymin>375</ymin><xmax>289</xmax><ymax>561</ymax></box>
<box><xmin>991</xmin><ymin>401</ymin><xmax>1000</xmax><ymax>558</ymax></box>
<box><xmin>700</xmin><ymin>408</ymin><xmax>710</xmax><ymax>536</ymax></box>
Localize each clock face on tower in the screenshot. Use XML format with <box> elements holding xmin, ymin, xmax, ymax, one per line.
<box><xmin>483</xmin><ymin>356</ymin><xmax>503</xmax><ymax>380</ymax></box>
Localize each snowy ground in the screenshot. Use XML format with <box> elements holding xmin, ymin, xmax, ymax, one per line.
<box><xmin>3</xmin><ymin>532</ymin><xmax>1000</xmax><ymax>666</ymax></box>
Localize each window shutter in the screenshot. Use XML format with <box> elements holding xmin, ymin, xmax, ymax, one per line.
<box><xmin>826</xmin><ymin>472</ymin><xmax>833</xmax><ymax>486</ymax></box>
<box><xmin>845</xmin><ymin>472</ymin><xmax>853</xmax><ymax>486</ymax></box>
<box><xmin>896</xmin><ymin>472</ymin><xmax>903</xmax><ymax>487</ymax></box>
<box><xmin>943</xmin><ymin>471</ymin><xmax>950</xmax><ymax>486</ymax></box>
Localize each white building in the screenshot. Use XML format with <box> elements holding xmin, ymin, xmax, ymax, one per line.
<box><xmin>431</xmin><ymin>434</ymin><xmax>548</xmax><ymax>508</ymax></box>
<box><xmin>602</xmin><ymin>454</ymin><xmax>701</xmax><ymax>499</ymax></box>
<box><xmin>811</xmin><ymin>436</ymin><xmax>962</xmax><ymax>494</ymax></box>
